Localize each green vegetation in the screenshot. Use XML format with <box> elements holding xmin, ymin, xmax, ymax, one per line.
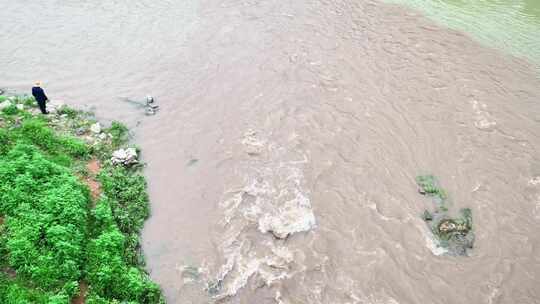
<box><xmin>0</xmin><ymin>94</ymin><xmax>164</xmax><ymax>303</ymax></box>
<box><xmin>107</xmin><ymin>121</ymin><xmax>129</xmax><ymax>147</ymax></box>
<box><xmin>0</xmin><ymin>273</ymin><xmax>56</xmax><ymax>303</ymax></box>
<box><xmin>85</xmin><ymin>167</ymin><xmax>161</xmax><ymax>303</ymax></box>
<box><xmin>56</xmin><ymin>106</ymin><xmax>80</xmax><ymax>120</ymax></box>
<box><xmin>416</xmin><ymin>175</ymin><xmax>447</xmax><ymax>199</ymax></box>
<box><xmin>416</xmin><ymin>175</ymin><xmax>474</xmax><ymax>256</ymax></box>
<box><xmin>435</xmin><ymin>209</ymin><xmax>473</xmax><ymax>242</ymax></box>
<box><xmin>0</xmin><ymin>144</ymin><xmax>88</xmax><ymax>301</ymax></box>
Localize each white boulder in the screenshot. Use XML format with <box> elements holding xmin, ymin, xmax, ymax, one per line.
<box><xmin>90</xmin><ymin>123</ymin><xmax>102</xmax><ymax>134</ymax></box>
<box><xmin>111</xmin><ymin>148</ymin><xmax>138</xmax><ymax>166</ymax></box>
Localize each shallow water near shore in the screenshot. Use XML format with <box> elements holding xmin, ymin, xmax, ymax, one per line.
<box><xmin>2</xmin><ymin>0</ymin><xmax>540</xmax><ymax>303</ymax></box>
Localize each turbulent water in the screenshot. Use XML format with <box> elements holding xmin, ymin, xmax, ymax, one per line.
<box><xmin>2</xmin><ymin>0</ymin><xmax>540</xmax><ymax>303</ymax></box>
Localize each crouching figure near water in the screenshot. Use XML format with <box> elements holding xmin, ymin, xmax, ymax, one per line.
<box><xmin>32</xmin><ymin>81</ymin><xmax>49</xmax><ymax>114</ymax></box>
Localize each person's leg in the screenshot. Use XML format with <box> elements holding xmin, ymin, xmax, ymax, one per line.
<box><xmin>37</xmin><ymin>100</ymin><xmax>47</xmax><ymax>114</ymax></box>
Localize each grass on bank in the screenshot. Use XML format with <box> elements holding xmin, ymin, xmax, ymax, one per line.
<box><xmin>0</xmin><ymin>94</ymin><xmax>164</xmax><ymax>303</ymax></box>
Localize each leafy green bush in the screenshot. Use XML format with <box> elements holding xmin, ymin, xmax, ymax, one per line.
<box><xmin>57</xmin><ymin>106</ymin><xmax>79</xmax><ymax>119</ymax></box>
<box><xmin>416</xmin><ymin>175</ymin><xmax>447</xmax><ymax>200</ymax></box>
<box><xmin>11</xmin><ymin>119</ymin><xmax>89</xmax><ymax>162</ymax></box>
<box><xmin>22</xmin><ymin>96</ymin><xmax>36</xmax><ymax>107</ymax></box>
<box><xmin>84</xmin><ymin>166</ymin><xmax>164</xmax><ymax>303</ymax></box>
<box><xmin>0</xmin><ymin>273</ymin><xmax>51</xmax><ymax>304</ymax></box>
<box><xmin>86</xmin><ymin>197</ymin><xmax>163</xmax><ymax>303</ymax></box>
<box><xmin>1</xmin><ymin>105</ymin><xmax>19</xmax><ymax>116</ymax></box>
<box><xmin>0</xmin><ymin>273</ymin><xmax>77</xmax><ymax>304</ymax></box>
<box><xmin>86</xmin><ymin>228</ymin><xmax>162</xmax><ymax>302</ymax></box>
<box><xmin>107</xmin><ymin>121</ymin><xmax>129</xmax><ymax>147</ymax></box>
<box><xmin>0</xmin><ymin>128</ymin><xmax>11</xmax><ymax>155</ymax></box>
<box><xmin>99</xmin><ymin>167</ymin><xmax>149</xmax><ymax>236</ymax></box>
<box><xmin>0</xmin><ymin>145</ymin><xmax>89</xmax><ymax>290</ymax></box>
<box><xmin>0</xmin><ymin>98</ymin><xmax>164</xmax><ymax>303</ymax></box>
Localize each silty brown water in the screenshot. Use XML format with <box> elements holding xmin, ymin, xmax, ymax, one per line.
<box><xmin>385</xmin><ymin>0</ymin><xmax>540</xmax><ymax>68</ymax></box>
<box><xmin>1</xmin><ymin>0</ymin><xmax>540</xmax><ymax>303</ymax></box>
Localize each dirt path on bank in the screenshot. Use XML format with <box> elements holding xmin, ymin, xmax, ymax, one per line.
<box><xmin>72</xmin><ymin>159</ymin><xmax>101</xmax><ymax>304</ymax></box>
<box><xmin>85</xmin><ymin>159</ymin><xmax>102</xmax><ymax>203</ymax></box>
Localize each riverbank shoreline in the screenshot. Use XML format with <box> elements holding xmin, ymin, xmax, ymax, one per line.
<box><xmin>0</xmin><ymin>94</ymin><xmax>165</xmax><ymax>303</ymax></box>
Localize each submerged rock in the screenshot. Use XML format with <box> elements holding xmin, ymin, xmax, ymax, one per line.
<box><xmin>242</xmin><ymin>130</ymin><xmax>266</xmax><ymax>156</ymax></box>
<box><xmin>145</xmin><ymin>107</ymin><xmax>156</xmax><ymax>116</ymax></box>
<box><xmin>422</xmin><ymin>210</ymin><xmax>433</xmax><ymax>221</ymax></box>
<box><xmin>119</xmin><ymin>95</ymin><xmax>159</xmax><ymax>116</ymax></box>
<box><xmin>111</xmin><ymin>148</ymin><xmax>138</xmax><ymax>166</ymax></box>
<box><xmin>187</xmin><ymin>158</ymin><xmax>199</xmax><ymax>167</ymax></box>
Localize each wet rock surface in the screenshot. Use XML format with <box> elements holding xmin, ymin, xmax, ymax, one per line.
<box><xmin>111</xmin><ymin>148</ymin><xmax>138</xmax><ymax>166</ymax></box>
<box><xmin>119</xmin><ymin>95</ymin><xmax>159</xmax><ymax>116</ymax></box>
<box><xmin>417</xmin><ymin>175</ymin><xmax>474</xmax><ymax>256</ymax></box>
<box><xmin>90</xmin><ymin>122</ymin><xmax>102</xmax><ymax>134</ymax></box>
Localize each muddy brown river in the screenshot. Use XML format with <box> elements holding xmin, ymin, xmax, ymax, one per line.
<box><xmin>2</xmin><ymin>1</ymin><xmax>540</xmax><ymax>303</ymax></box>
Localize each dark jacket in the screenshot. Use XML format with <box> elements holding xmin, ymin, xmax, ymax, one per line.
<box><xmin>32</xmin><ymin>86</ymin><xmax>48</xmax><ymax>103</ymax></box>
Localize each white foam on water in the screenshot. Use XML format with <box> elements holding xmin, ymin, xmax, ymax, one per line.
<box><xmin>421</xmin><ymin>225</ymin><xmax>448</xmax><ymax>256</ymax></box>
<box><xmin>527</xmin><ymin>177</ymin><xmax>540</xmax><ymax>220</ymax></box>
<box><xmin>241</xmin><ymin>129</ymin><xmax>267</xmax><ymax>155</ymax></box>
<box><xmin>528</xmin><ymin>176</ymin><xmax>540</xmax><ymax>186</ymax></box>
<box><xmin>205</xmin><ymin>130</ymin><xmax>317</xmax><ymax>299</ymax></box>
<box><xmin>470</xmin><ymin>99</ymin><xmax>497</xmax><ymax>131</ymax></box>
<box><xmin>258</xmin><ymin>178</ymin><xmax>316</xmax><ymax>239</ymax></box>
<box><xmin>209</xmin><ymin>238</ymin><xmax>298</xmax><ymax>299</ymax></box>
<box><xmin>533</xmin><ymin>195</ymin><xmax>540</xmax><ymax>220</ymax></box>
<box><xmin>342</xmin><ymin>292</ymin><xmax>402</xmax><ymax>304</ymax></box>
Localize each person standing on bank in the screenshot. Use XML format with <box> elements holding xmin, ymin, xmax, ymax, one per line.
<box><xmin>32</xmin><ymin>81</ymin><xmax>49</xmax><ymax>114</ymax></box>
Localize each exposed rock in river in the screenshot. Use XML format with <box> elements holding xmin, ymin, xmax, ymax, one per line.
<box><xmin>416</xmin><ymin>175</ymin><xmax>475</xmax><ymax>256</ymax></box>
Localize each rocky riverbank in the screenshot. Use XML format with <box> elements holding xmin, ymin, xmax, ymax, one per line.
<box><xmin>0</xmin><ymin>94</ymin><xmax>164</xmax><ymax>303</ymax></box>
